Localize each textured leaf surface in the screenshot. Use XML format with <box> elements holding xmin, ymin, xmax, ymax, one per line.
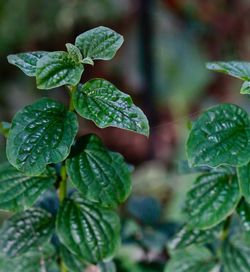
<box><xmin>222</xmin><ymin>239</ymin><xmax>250</xmax><ymax>272</ymax></box>
<box><xmin>0</xmin><ymin>208</ymin><xmax>54</xmax><ymax>257</ymax></box>
<box><xmin>169</xmin><ymin>226</ymin><xmax>218</xmax><ymax>250</ymax></box>
<box><xmin>206</xmin><ymin>61</ymin><xmax>250</xmax><ymax>81</ymax></box>
<box><xmin>0</xmin><ymin>163</ymin><xmax>56</xmax><ymax>212</ymax></box>
<box><xmin>240</xmin><ymin>81</ymin><xmax>250</xmax><ymax>94</ymax></box>
<box><xmin>56</xmin><ymin>194</ymin><xmax>120</xmax><ymax>263</ymax></box>
<box><xmin>36</xmin><ymin>51</ymin><xmax>84</xmax><ymax>89</ymax></box>
<box><xmin>66</xmin><ymin>43</ymin><xmax>82</xmax><ymax>62</ymax></box>
<box><xmin>186</xmin><ymin>172</ymin><xmax>240</xmax><ymax>229</ymax></box>
<box><xmin>238</xmin><ymin>162</ymin><xmax>250</xmax><ymax>203</ymax></box>
<box><xmin>7</xmin><ymin>51</ymin><xmax>48</xmax><ymax>77</ymax></box>
<box><xmin>73</xmin><ymin>79</ymin><xmax>149</xmax><ymax>136</ymax></box>
<box><xmin>6</xmin><ymin>98</ymin><xmax>78</xmax><ymax>176</ymax></box>
<box><xmin>237</xmin><ymin>200</ymin><xmax>250</xmax><ymax>232</ymax></box>
<box><xmin>75</xmin><ymin>26</ymin><xmax>123</xmax><ymax>60</ymax></box>
<box><xmin>0</xmin><ymin>244</ymin><xmax>56</xmax><ymax>272</ymax></box>
<box><xmin>66</xmin><ymin>134</ymin><xmax>131</xmax><ymax>207</ymax></box>
<box><xmin>60</xmin><ymin>245</ymin><xmax>86</xmax><ymax>272</ymax></box>
<box><xmin>187</xmin><ymin>104</ymin><xmax>250</xmax><ymax>167</ymax></box>
<box><xmin>164</xmin><ymin>246</ymin><xmax>216</xmax><ymax>272</ymax></box>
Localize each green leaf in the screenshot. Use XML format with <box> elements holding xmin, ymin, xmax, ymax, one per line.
<box><xmin>0</xmin><ymin>121</ymin><xmax>11</xmax><ymax>137</ymax></box>
<box><xmin>0</xmin><ymin>163</ymin><xmax>56</xmax><ymax>212</ymax></box>
<box><xmin>185</xmin><ymin>172</ymin><xmax>240</xmax><ymax>229</ymax></box>
<box><xmin>6</xmin><ymin>98</ymin><xmax>78</xmax><ymax>176</ymax></box>
<box><xmin>7</xmin><ymin>51</ymin><xmax>48</xmax><ymax>77</ymax></box>
<box><xmin>186</xmin><ymin>104</ymin><xmax>250</xmax><ymax>167</ymax></box>
<box><xmin>164</xmin><ymin>245</ymin><xmax>216</xmax><ymax>272</ymax></box>
<box><xmin>36</xmin><ymin>51</ymin><xmax>84</xmax><ymax>89</ymax></box>
<box><xmin>0</xmin><ymin>243</ymin><xmax>56</xmax><ymax>272</ymax></box>
<box><xmin>222</xmin><ymin>239</ymin><xmax>250</xmax><ymax>272</ymax></box>
<box><xmin>56</xmin><ymin>194</ymin><xmax>120</xmax><ymax>263</ymax></box>
<box><xmin>169</xmin><ymin>226</ymin><xmax>219</xmax><ymax>250</ymax></box>
<box><xmin>206</xmin><ymin>61</ymin><xmax>250</xmax><ymax>81</ymax></box>
<box><xmin>73</xmin><ymin>79</ymin><xmax>149</xmax><ymax>136</ymax></box>
<box><xmin>66</xmin><ymin>43</ymin><xmax>83</xmax><ymax>63</ymax></box>
<box><xmin>75</xmin><ymin>26</ymin><xmax>123</xmax><ymax>60</ymax></box>
<box><xmin>0</xmin><ymin>208</ymin><xmax>54</xmax><ymax>257</ymax></box>
<box><xmin>66</xmin><ymin>134</ymin><xmax>132</xmax><ymax>208</ymax></box>
<box><xmin>240</xmin><ymin>81</ymin><xmax>250</xmax><ymax>94</ymax></box>
<box><xmin>60</xmin><ymin>245</ymin><xmax>86</xmax><ymax>272</ymax></box>
<box><xmin>237</xmin><ymin>162</ymin><xmax>250</xmax><ymax>203</ymax></box>
<box><xmin>237</xmin><ymin>199</ymin><xmax>250</xmax><ymax>232</ymax></box>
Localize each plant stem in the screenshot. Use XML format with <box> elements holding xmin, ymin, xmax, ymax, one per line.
<box><xmin>68</xmin><ymin>85</ymin><xmax>76</xmax><ymax>112</ymax></box>
<box><xmin>60</xmin><ymin>261</ymin><xmax>68</xmax><ymax>272</ymax></box>
<box><xmin>220</xmin><ymin>216</ymin><xmax>231</xmax><ymax>241</ymax></box>
<box><xmin>58</xmin><ymin>164</ymin><xmax>67</xmax><ymax>203</ymax></box>
<box><xmin>58</xmin><ymin>164</ymin><xmax>68</xmax><ymax>272</ymax></box>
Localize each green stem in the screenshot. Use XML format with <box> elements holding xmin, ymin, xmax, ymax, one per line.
<box><xmin>220</xmin><ymin>216</ymin><xmax>231</xmax><ymax>241</ymax></box>
<box><xmin>60</xmin><ymin>261</ymin><xmax>68</xmax><ymax>272</ymax></box>
<box><xmin>58</xmin><ymin>164</ymin><xmax>67</xmax><ymax>203</ymax></box>
<box><xmin>68</xmin><ymin>85</ymin><xmax>76</xmax><ymax>112</ymax></box>
<box><xmin>58</xmin><ymin>164</ymin><xmax>68</xmax><ymax>272</ymax></box>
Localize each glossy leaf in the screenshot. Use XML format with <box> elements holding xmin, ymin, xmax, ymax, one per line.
<box><xmin>0</xmin><ymin>208</ymin><xmax>54</xmax><ymax>257</ymax></box>
<box><xmin>237</xmin><ymin>162</ymin><xmax>250</xmax><ymax>203</ymax></box>
<box><xmin>7</xmin><ymin>51</ymin><xmax>48</xmax><ymax>77</ymax></box>
<box><xmin>6</xmin><ymin>98</ymin><xmax>78</xmax><ymax>176</ymax></box>
<box><xmin>237</xmin><ymin>199</ymin><xmax>250</xmax><ymax>232</ymax></box>
<box><xmin>187</xmin><ymin>104</ymin><xmax>250</xmax><ymax>167</ymax></box>
<box><xmin>36</xmin><ymin>51</ymin><xmax>84</xmax><ymax>89</ymax></box>
<box><xmin>185</xmin><ymin>172</ymin><xmax>240</xmax><ymax>229</ymax></box>
<box><xmin>73</xmin><ymin>79</ymin><xmax>149</xmax><ymax>136</ymax></box>
<box><xmin>0</xmin><ymin>163</ymin><xmax>56</xmax><ymax>212</ymax></box>
<box><xmin>0</xmin><ymin>121</ymin><xmax>11</xmax><ymax>137</ymax></box>
<box><xmin>206</xmin><ymin>61</ymin><xmax>250</xmax><ymax>81</ymax></box>
<box><xmin>222</xmin><ymin>239</ymin><xmax>250</xmax><ymax>272</ymax></box>
<box><xmin>75</xmin><ymin>26</ymin><xmax>123</xmax><ymax>60</ymax></box>
<box><xmin>164</xmin><ymin>246</ymin><xmax>216</xmax><ymax>272</ymax></box>
<box><xmin>60</xmin><ymin>245</ymin><xmax>86</xmax><ymax>272</ymax></box>
<box><xmin>56</xmin><ymin>194</ymin><xmax>120</xmax><ymax>263</ymax></box>
<box><xmin>66</xmin><ymin>134</ymin><xmax>132</xmax><ymax>207</ymax></box>
<box><xmin>240</xmin><ymin>81</ymin><xmax>250</xmax><ymax>94</ymax></box>
<box><xmin>66</xmin><ymin>43</ymin><xmax>82</xmax><ymax>63</ymax></box>
<box><xmin>169</xmin><ymin>226</ymin><xmax>218</xmax><ymax>250</ymax></box>
<box><xmin>0</xmin><ymin>243</ymin><xmax>56</xmax><ymax>272</ymax></box>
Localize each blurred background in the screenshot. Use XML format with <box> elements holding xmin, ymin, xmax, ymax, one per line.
<box><xmin>0</xmin><ymin>0</ymin><xmax>250</xmax><ymax>271</ymax></box>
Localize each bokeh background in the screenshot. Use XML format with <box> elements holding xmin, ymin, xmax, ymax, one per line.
<box><xmin>0</xmin><ymin>0</ymin><xmax>250</xmax><ymax>271</ymax></box>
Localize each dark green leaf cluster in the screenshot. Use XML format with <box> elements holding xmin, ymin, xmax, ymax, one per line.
<box><xmin>165</xmin><ymin>62</ymin><xmax>250</xmax><ymax>271</ymax></box>
<box><xmin>0</xmin><ymin>26</ymin><xmax>149</xmax><ymax>271</ymax></box>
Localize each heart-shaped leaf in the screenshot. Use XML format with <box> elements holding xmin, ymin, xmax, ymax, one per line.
<box><xmin>0</xmin><ymin>163</ymin><xmax>56</xmax><ymax>212</ymax></box>
<box><xmin>187</xmin><ymin>104</ymin><xmax>250</xmax><ymax>167</ymax></box>
<box><xmin>185</xmin><ymin>172</ymin><xmax>240</xmax><ymax>229</ymax></box>
<box><xmin>56</xmin><ymin>194</ymin><xmax>120</xmax><ymax>263</ymax></box>
<box><xmin>6</xmin><ymin>98</ymin><xmax>78</xmax><ymax>176</ymax></box>
<box><xmin>164</xmin><ymin>245</ymin><xmax>217</xmax><ymax>272</ymax></box>
<box><xmin>36</xmin><ymin>51</ymin><xmax>84</xmax><ymax>89</ymax></box>
<box><xmin>73</xmin><ymin>79</ymin><xmax>149</xmax><ymax>136</ymax></box>
<box><xmin>75</xmin><ymin>26</ymin><xmax>123</xmax><ymax>61</ymax></box>
<box><xmin>206</xmin><ymin>61</ymin><xmax>250</xmax><ymax>81</ymax></box>
<box><xmin>0</xmin><ymin>208</ymin><xmax>54</xmax><ymax>257</ymax></box>
<box><xmin>7</xmin><ymin>51</ymin><xmax>48</xmax><ymax>77</ymax></box>
<box><xmin>66</xmin><ymin>134</ymin><xmax>132</xmax><ymax>208</ymax></box>
<box><xmin>237</xmin><ymin>162</ymin><xmax>250</xmax><ymax>203</ymax></box>
<box><xmin>222</xmin><ymin>239</ymin><xmax>250</xmax><ymax>272</ymax></box>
